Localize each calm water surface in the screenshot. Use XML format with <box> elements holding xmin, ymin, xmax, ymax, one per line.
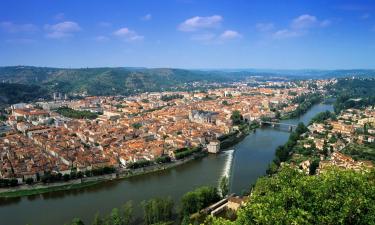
<box><xmin>0</xmin><ymin>103</ymin><xmax>333</xmax><ymax>225</ymax></box>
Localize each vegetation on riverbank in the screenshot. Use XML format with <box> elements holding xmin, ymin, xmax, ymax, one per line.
<box><xmin>309</xmin><ymin>110</ymin><xmax>336</xmax><ymax>124</ymax></box>
<box><xmin>266</xmin><ymin>122</ymin><xmax>309</xmax><ymax>175</ymax></box>
<box><xmin>282</xmin><ymin>93</ymin><xmax>322</xmax><ymax>119</ymax></box>
<box><xmin>219</xmin><ymin>111</ymin><xmax>259</xmax><ymax>149</ymax></box>
<box><xmin>63</xmin><ymin>185</ymin><xmax>220</xmax><ymax>225</ymax></box>
<box><xmin>0</xmin><ymin>181</ymin><xmax>100</xmax><ymax>198</ymax></box>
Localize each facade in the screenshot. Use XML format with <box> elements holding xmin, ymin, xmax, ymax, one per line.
<box><xmin>207</xmin><ymin>141</ymin><xmax>220</xmax><ymax>153</ymax></box>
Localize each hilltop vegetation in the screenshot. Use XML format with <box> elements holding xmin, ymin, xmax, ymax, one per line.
<box><xmin>330</xmin><ymin>78</ymin><xmax>375</xmax><ymax>113</ymax></box>
<box><xmin>0</xmin><ymin>66</ymin><xmax>241</xmax><ymax>96</ymax></box>
<box><xmin>0</xmin><ymin>83</ymin><xmax>47</xmax><ymax>107</ymax></box>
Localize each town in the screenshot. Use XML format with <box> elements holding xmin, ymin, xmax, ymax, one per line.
<box><xmin>0</xmin><ymin>79</ymin><xmax>331</xmax><ymax>186</ymax></box>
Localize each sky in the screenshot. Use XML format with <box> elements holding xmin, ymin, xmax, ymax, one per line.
<box><xmin>0</xmin><ymin>0</ymin><xmax>375</xmax><ymax>69</ymax></box>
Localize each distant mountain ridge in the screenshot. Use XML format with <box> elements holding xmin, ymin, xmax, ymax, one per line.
<box><xmin>0</xmin><ymin>66</ymin><xmax>374</xmax><ymax>97</ymax></box>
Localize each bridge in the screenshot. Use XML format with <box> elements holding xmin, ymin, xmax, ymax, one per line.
<box><xmin>261</xmin><ymin>121</ymin><xmax>297</xmax><ymax>131</ymax></box>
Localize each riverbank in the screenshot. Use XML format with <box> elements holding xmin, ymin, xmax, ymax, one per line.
<box><xmin>219</xmin><ymin>122</ymin><xmax>259</xmax><ymax>149</ymax></box>
<box><xmin>0</xmin><ymin>181</ymin><xmax>101</xmax><ymax>198</ymax></box>
<box><xmin>0</xmin><ymin>152</ymin><xmax>207</xmax><ymax>198</ymax></box>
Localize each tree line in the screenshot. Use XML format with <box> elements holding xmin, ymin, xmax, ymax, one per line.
<box><xmin>267</xmin><ymin>122</ymin><xmax>308</xmax><ymax>175</ymax></box>
<box><xmin>64</xmin><ymin>185</ymin><xmax>221</xmax><ymax>225</ymax></box>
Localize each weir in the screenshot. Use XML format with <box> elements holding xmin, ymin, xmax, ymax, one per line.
<box><xmin>218</xmin><ymin>149</ymin><xmax>234</xmax><ymax>194</ymax></box>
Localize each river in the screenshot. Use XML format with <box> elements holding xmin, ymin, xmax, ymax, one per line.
<box><xmin>0</xmin><ymin>103</ymin><xmax>333</xmax><ymax>225</ymax></box>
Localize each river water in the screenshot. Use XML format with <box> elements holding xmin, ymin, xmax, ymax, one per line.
<box><xmin>0</xmin><ymin>103</ymin><xmax>333</xmax><ymax>225</ymax></box>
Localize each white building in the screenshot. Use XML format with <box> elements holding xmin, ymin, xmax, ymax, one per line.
<box><xmin>207</xmin><ymin>141</ymin><xmax>220</xmax><ymax>154</ymax></box>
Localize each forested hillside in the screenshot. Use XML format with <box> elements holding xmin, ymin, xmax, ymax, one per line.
<box><xmin>330</xmin><ymin>78</ymin><xmax>375</xmax><ymax>113</ymax></box>
<box><xmin>0</xmin><ymin>66</ymin><xmax>240</xmax><ymax>96</ymax></box>
<box><xmin>0</xmin><ymin>83</ymin><xmax>47</xmax><ymax>107</ymax></box>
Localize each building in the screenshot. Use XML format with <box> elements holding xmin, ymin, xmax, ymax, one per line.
<box><xmin>207</xmin><ymin>141</ymin><xmax>220</xmax><ymax>153</ymax></box>
<box><xmin>189</xmin><ymin>110</ymin><xmax>218</xmax><ymax>124</ymax></box>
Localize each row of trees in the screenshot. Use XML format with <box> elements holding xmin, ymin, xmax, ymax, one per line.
<box><xmin>309</xmin><ymin>110</ymin><xmax>336</xmax><ymax>124</ymax></box>
<box><xmin>174</xmin><ymin>147</ymin><xmax>202</xmax><ymax>160</ymax></box>
<box><xmin>0</xmin><ymin>178</ymin><xmax>18</xmax><ymax>187</ymax></box>
<box><xmin>67</xmin><ymin>198</ymin><xmax>173</xmax><ymax>225</ymax></box>
<box><xmin>267</xmin><ymin>122</ymin><xmax>308</xmax><ymax>174</ymax></box>
<box><xmin>65</xmin><ymin>185</ymin><xmax>222</xmax><ymax>225</ymax></box>
<box><xmin>126</xmin><ymin>155</ymin><xmax>174</xmax><ymax>169</ymax></box>
<box><xmin>288</xmin><ymin>93</ymin><xmax>322</xmax><ymax>118</ymax></box>
<box><xmin>161</xmin><ymin>94</ymin><xmax>184</xmax><ymax>102</ymax></box>
<box><xmin>40</xmin><ymin>167</ymin><xmax>116</xmax><ymax>184</ymax></box>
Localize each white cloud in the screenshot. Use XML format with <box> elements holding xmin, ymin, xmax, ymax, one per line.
<box><xmin>219</xmin><ymin>30</ymin><xmax>242</xmax><ymax>40</ymax></box>
<box><xmin>178</xmin><ymin>15</ymin><xmax>223</xmax><ymax>32</ymax></box>
<box><xmin>113</xmin><ymin>27</ymin><xmax>144</xmax><ymax>41</ymax></box>
<box><xmin>291</xmin><ymin>14</ymin><xmax>331</xmax><ymax>29</ymax></box>
<box><xmin>141</xmin><ymin>14</ymin><xmax>152</xmax><ymax>21</ymax></box>
<box><xmin>271</xmin><ymin>14</ymin><xmax>331</xmax><ymax>40</ymax></box>
<box><xmin>0</xmin><ymin>21</ymin><xmax>38</xmax><ymax>33</ymax></box>
<box><xmin>45</xmin><ymin>21</ymin><xmax>81</xmax><ymax>39</ymax></box>
<box><xmin>256</xmin><ymin>23</ymin><xmax>274</xmax><ymax>32</ymax></box>
<box><xmin>291</xmin><ymin>14</ymin><xmax>318</xmax><ymax>29</ymax></box>
<box><xmin>273</xmin><ymin>29</ymin><xmax>303</xmax><ymax>39</ymax></box>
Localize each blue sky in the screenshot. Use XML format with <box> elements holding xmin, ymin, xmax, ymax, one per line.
<box><xmin>0</xmin><ymin>0</ymin><xmax>374</xmax><ymax>69</ymax></box>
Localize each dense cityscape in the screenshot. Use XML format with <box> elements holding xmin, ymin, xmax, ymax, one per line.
<box><xmin>0</xmin><ymin>80</ymin><xmax>329</xmax><ymax>183</ymax></box>
<box><xmin>1</xmin><ymin>0</ymin><xmax>375</xmax><ymax>224</ymax></box>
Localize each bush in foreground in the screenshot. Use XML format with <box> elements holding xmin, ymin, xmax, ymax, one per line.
<box><xmin>208</xmin><ymin>167</ymin><xmax>375</xmax><ymax>225</ymax></box>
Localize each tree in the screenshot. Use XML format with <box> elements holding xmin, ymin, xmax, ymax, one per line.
<box><xmin>63</xmin><ymin>173</ymin><xmax>70</xmax><ymax>181</ymax></box>
<box><xmin>181</xmin><ymin>186</ymin><xmax>220</xmax><ymax>216</ymax></box>
<box><xmin>25</xmin><ymin>178</ymin><xmax>34</xmax><ymax>185</ymax></box>
<box><xmin>91</xmin><ymin>213</ymin><xmax>103</xmax><ymax>225</ymax></box>
<box><xmin>230</xmin><ymin>167</ymin><xmax>375</xmax><ymax>225</ymax></box>
<box><xmin>231</xmin><ymin>110</ymin><xmax>243</xmax><ymax>125</ymax></box>
<box><xmin>70</xmin><ymin>218</ymin><xmax>85</xmax><ymax>225</ymax></box>
<box><xmin>142</xmin><ymin>197</ymin><xmax>174</xmax><ymax>225</ymax></box>
<box><xmin>131</xmin><ymin>123</ymin><xmax>142</xmax><ymax>129</ymax></box>
<box><xmin>219</xmin><ymin>176</ymin><xmax>229</xmax><ymax>197</ymax></box>
<box><xmin>110</xmin><ymin>208</ymin><xmax>122</xmax><ymax>225</ymax></box>
<box><xmin>295</xmin><ymin>122</ymin><xmax>308</xmax><ymax>135</ymax></box>
<box><xmin>122</xmin><ymin>201</ymin><xmax>133</xmax><ymax>225</ymax></box>
<box><xmin>309</xmin><ymin>159</ymin><xmax>320</xmax><ymax>175</ymax></box>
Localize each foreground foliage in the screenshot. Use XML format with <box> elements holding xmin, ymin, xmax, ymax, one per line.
<box><xmin>208</xmin><ymin>167</ymin><xmax>375</xmax><ymax>225</ymax></box>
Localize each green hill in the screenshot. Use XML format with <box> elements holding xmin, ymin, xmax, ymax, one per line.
<box><xmin>0</xmin><ymin>66</ymin><xmax>239</xmax><ymax>96</ymax></box>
